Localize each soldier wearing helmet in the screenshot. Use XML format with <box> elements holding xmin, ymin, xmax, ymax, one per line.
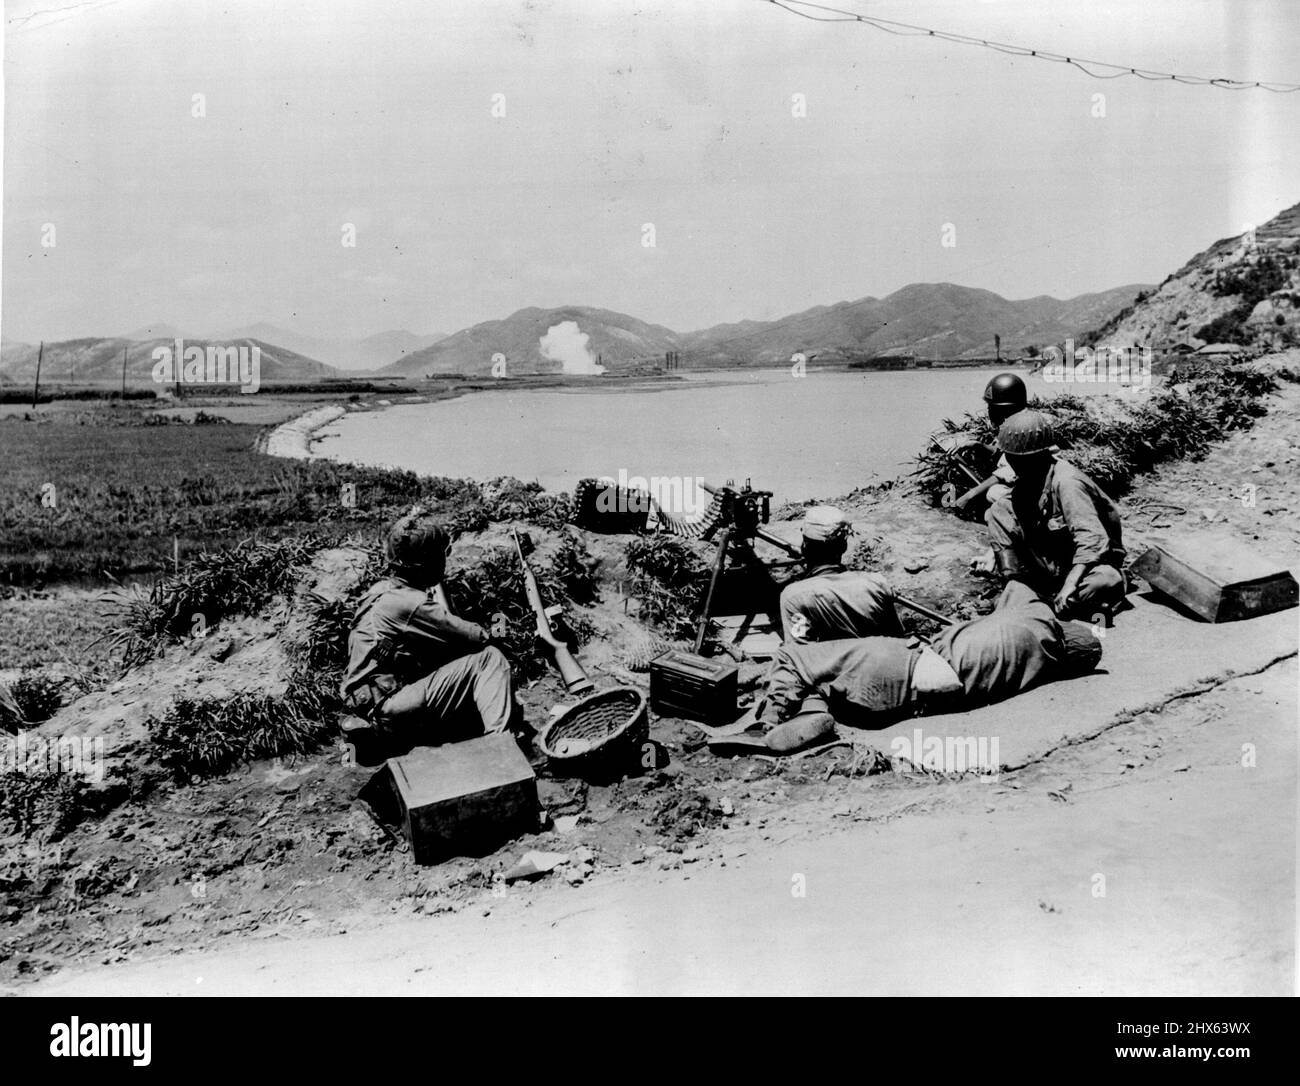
<box><xmin>951</xmin><ymin>372</ymin><xmax>1028</xmax><ymax>517</ymax></box>
<box><xmin>339</xmin><ymin>506</ymin><xmax>520</xmax><ymax>752</ymax></box>
<box><xmin>985</xmin><ymin>410</ymin><xmax>1126</xmax><ymax>619</ymax></box>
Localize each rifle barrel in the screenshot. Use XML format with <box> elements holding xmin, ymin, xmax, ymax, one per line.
<box><xmin>895</xmin><ymin>594</ymin><xmax>954</xmax><ymax>626</ymax></box>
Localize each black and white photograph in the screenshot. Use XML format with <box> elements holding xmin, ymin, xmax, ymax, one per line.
<box><xmin>1</xmin><ymin>0</ymin><xmax>1296</xmax><ymax>1027</ymax></box>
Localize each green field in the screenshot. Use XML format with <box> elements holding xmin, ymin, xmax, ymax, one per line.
<box><xmin>0</xmin><ymin>406</ymin><xmax>562</xmax><ymax>587</ymax></box>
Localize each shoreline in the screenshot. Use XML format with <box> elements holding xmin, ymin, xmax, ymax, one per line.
<box><xmin>261</xmin><ymin>404</ymin><xmax>347</xmax><ymax>459</ymax></box>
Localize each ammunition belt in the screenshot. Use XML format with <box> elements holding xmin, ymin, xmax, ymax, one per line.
<box><xmin>572</xmin><ymin>477</ymin><xmax>727</xmax><ymax>539</ymax></box>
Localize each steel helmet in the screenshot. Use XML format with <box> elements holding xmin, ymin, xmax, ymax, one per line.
<box><xmin>997</xmin><ymin>409</ymin><xmax>1056</xmax><ymax>454</ymax></box>
<box><xmin>983</xmin><ymin>372</ymin><xmax>1028</xmax><ymax>410</ymax></box>
<box><xmin>385</xmin><ymin>510</ymin><xmax>450</xmax><ymax>578</ymax></box>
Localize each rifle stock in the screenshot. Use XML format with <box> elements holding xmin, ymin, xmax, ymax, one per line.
<box><xmin>949</xmin><ymin>474</ymin><xmax>999</xmax><ymax>511</ymax></box>
<box><xmin>512</xmin><ymin>530</ymin><xmax>594</xmax><ymax>696</ymax></box>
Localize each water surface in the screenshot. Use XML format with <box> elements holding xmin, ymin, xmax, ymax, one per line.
<box><xmin>313</xmin><ymin>367</ymin><xmax>1115</xmax><ymax>502</ymax></box>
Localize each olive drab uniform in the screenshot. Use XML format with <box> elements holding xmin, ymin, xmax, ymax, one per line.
<box><xmin>927</xmin><ymin>580</ymin><xmax>1071</xmax><ymax>703</ymax></box>
<box><xmin>779</xmin><ymin>567</ymin><xmax>906</xmax><ymax>644</ymax></box>
<box><xmin>757</xmin><ymin>581</ymin><xmax>1100</xmax><ymax>727</ymax></box>
<box><xmin>340</xmin><ymin>576</ymin><xmax>517</xmax><ymax>741</ymax></box>
<box><xmin>985</xmin><ymin>458</ymin><xmax>1126</xmax><ymax>617</ymax></box>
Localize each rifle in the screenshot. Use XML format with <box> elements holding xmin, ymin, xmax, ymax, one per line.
<box><xmin>929</xmin><ymin>436</ymin><xmax>983</xmax><ymax>487</ymax></box>
<box><xmin>511</xmin><ymin>529</ymin><xmax>594</xmax><ymax>696</ymax></box>
<box><xmin>950</xmin><ymin>474</ymin><xmax>1000</xmax><ymax>512</ymax></box>
<box><xmin>928</xmin><ymin>436</ymin><xmax>1003</xmax><ymax>514</ymax></box>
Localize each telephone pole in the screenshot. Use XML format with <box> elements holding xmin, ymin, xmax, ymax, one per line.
<box><xmin>32</xmin><ymin>341</ymin><xmax>44</xmax><ymax>408</ymax></box>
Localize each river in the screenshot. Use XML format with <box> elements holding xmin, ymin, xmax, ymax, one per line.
<box><xmin>311</xmin><ymin>367</ymin><xmax>1125</xmax><ymax>504</ymax></box>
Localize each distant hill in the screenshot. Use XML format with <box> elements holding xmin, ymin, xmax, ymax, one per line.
<box><xmin>0</xmin><ymin>337</ymin><xmax>336</xmax><ymax>385</ymax></box>
<box><xmin>386</xmin><ymin>306</ymin><xmax>684</xmax><ymax>377</ymax></box>
<box><xmin>1088</xmin><ymin>200</ymin><xmax>1300</xmax><ymax>350</ymax></box>
<box><xmin>385</xmin><ymin>285</ymin><xmax>1149</xmax><ymax>375</ymax></box>
<box><xmin>219</xmin><ymin>323</ymin><xmax>446</xmax><ymax>370</ymax></box>
<box><xmin>681</xmin><ymin>282</ymin><xmax>1151</xmax><ymax>364</ymax></box>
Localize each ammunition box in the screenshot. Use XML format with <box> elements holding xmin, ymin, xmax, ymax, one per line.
<box><xmin>1133</xmin><ymin>533</ymin><xmax>1298</xmax><ymax>623</ymax></box>
<box><xmin>363</xmin><ymin>734</ymin><xmax>538</xmax><ymax>865</ymax></box>
<box><xmin>649</xmin><ymin>650</ymin><xmax>739</xmax><ymax>725</ymax></box>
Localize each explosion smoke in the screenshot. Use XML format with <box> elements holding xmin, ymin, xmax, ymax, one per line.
<box><xmin>539</xmin><ymin>321</ymin><xmax>605</xmax><ymax>375</ymax></box>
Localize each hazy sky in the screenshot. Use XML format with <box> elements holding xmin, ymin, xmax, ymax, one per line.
<box><xmin>2</xmin><ymin>0</ymin><xmax>1298</xmax><ymax>342</ymax></box>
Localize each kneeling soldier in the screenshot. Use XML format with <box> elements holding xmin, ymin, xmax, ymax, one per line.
<box><xmin>341</xmin><ymin>509</ymin><xmax>520</xmax><ymax>748</ymax></box>
<box><xmin>985</xmin><ymin>409</ymin><xmax>1127</xmax><ymax>619</ymax></box>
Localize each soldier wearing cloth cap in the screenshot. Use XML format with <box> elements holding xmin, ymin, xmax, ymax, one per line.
<box><xmin>340</xmin><ymin>507</ymin><xmax>521</xmax><ymax>747</ymax></box>
<box><xmin>779</xmin><ymin>505</ymin><xmax>904</xmax><ymax>644</ymax></box>
<box><xmin>740</xmin><ymin>581</ymin><xmax>1104</xmax><ymax>753</ymax></box>
<box><xmin>985</xmin><ymin>409</ymin><xmax>1126</xmax><ymax>619</ymax></box>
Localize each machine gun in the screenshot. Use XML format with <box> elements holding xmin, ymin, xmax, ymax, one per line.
<box><xmin>691</xmin><ymin>479</ymin><xmax>953</xmax><ymax>651</ymax></box>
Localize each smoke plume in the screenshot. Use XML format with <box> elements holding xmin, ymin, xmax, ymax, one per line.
<box><xmin>539</xmin><ymin>321</ymin><xmax>605</xmax><ymax>375</ymax></box>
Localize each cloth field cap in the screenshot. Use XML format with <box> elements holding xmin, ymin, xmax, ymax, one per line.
<box><xmin>801</xmin><ymin>505</ymin><xmax>853</xmax><ymax>543</ymax></box>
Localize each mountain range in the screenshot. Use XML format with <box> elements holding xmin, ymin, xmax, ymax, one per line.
<box><xmin>0</xmin><ymin>280</ymin><xmax>1153</xmax><ymax>385</ymax></box>
<box><xmin>0</xmin><ymin>337</ymin><xmax>334</xmax><ymax>386</ymax></box>
<box><xmin>115</xmin><ymin>323</ymin><xmax>448</xmax><ymax>371</ymax></box>
<box><xmin>381</xmin><ymin>283</ymin><xmax>1150</xmax><ymax>378</ymax></box>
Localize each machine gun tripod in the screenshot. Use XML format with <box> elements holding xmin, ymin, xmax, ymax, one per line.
<box><xmin>689</xmin><ymin>480</ymin><xmax>804</xmax><ymax>654</ymax></box>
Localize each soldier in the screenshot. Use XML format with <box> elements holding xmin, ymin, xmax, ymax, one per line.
<box><xmin>340</xmin><ymin>508</ymin><xmax>521</xmax><ymax>753</ymax></box>
<box><xmin>724</xmin><ymin>581</ymin><xmax>1103</xmax><ymax>754</ymax></box>
<box><xmin>985</xmin><ymin>410</ymin><xmax>1127</xmax><ymax>618</ymax></box>
<box><xmin>779</xmin><ymin>505</ymin><xmax>904</xmax><ymax>644</ymax></box>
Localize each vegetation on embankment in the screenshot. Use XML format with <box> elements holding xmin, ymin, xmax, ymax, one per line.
<box><xmin>2</xmin><ymin>523</ymin><xmax>605</xmax><ymax>828</ymax></box>
<box><xmin>4</xmin><ymin>359</ymin><xmax>1294</xmax><ymax>831</ymax></box>
<box><xmin>125</xmin><ymin>530</ymin><xmax>597</xmax><ymax>782</ymax></box>
<box><xmin>912</xmin><ymin>365</ymin><xmax>1289</xmax><ymax>505</ymax></box>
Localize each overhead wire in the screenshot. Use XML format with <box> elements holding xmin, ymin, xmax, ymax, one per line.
<box><xmin>764</xmin><ymin>0</ymin><xmax>1300</xmax><ymax>92</ymax></box>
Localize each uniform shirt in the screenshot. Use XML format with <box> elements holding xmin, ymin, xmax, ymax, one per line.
<box><xmin>992</xmin><ymin>453</ymin><xmax>1017</xmax><ymax>485</ymax></box>
<box><xmin>928</xmin><ymin>581</ymin><xmax>1065</xmax><ymax>704</ymax></box>
<box><xmin>1012</xmin><ymin>458</ymin><xmax>1125</xmax><ymax>576</ymax></box>
<box><xmin>759</xmin><ymin>637</ymin><xmax>919</xmax><ymax>727</ymax></box>
<box><xmin>340</xmin><ymin>577</ymin><xmax>489</xmax><ymax>710</ymax></box>
<box><xmin>779</xmin><ymin>567</ymin><xmax>905</xmax><ymax>644</ymax></box>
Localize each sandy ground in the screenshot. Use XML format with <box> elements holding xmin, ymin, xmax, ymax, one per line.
<box><xmin>7</xmin><ymin>372</ymin><xmax>1299</xmax><ymax>996</ymax></box>
<box><xmin>29</xmin><ymin>658</ymin><xmax>1295</xmax><ymax>996</ymax></box>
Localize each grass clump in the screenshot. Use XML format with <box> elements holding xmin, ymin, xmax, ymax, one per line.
<box><xmin>4</xmin><ymin>670</ymin><xmax>68</xmax><ymax>730</ymax></box>
<box><xmin>147</xmin><ymin>673</ymin><xmax>338</xmax><ymax>783</ymax></box>
<box><xmin>623</xmin><ymin>535</ymin><xmax>708</xmax><ymax>640</ymax></box>
<box><xmin>105</xmin><ymin>536</ymin><xmax>321</xmax><ymax>669</ymax></box>
<box><xmin>0</xmin><ymin>767</ymin><xmax>96</xmax><ymax>838</ymax></box>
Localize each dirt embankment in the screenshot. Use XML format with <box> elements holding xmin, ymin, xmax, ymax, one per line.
<box><xmin>2</xmin><ymin>361</ymin><xmax>1298</xmax><ymax>990</ymax></box>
